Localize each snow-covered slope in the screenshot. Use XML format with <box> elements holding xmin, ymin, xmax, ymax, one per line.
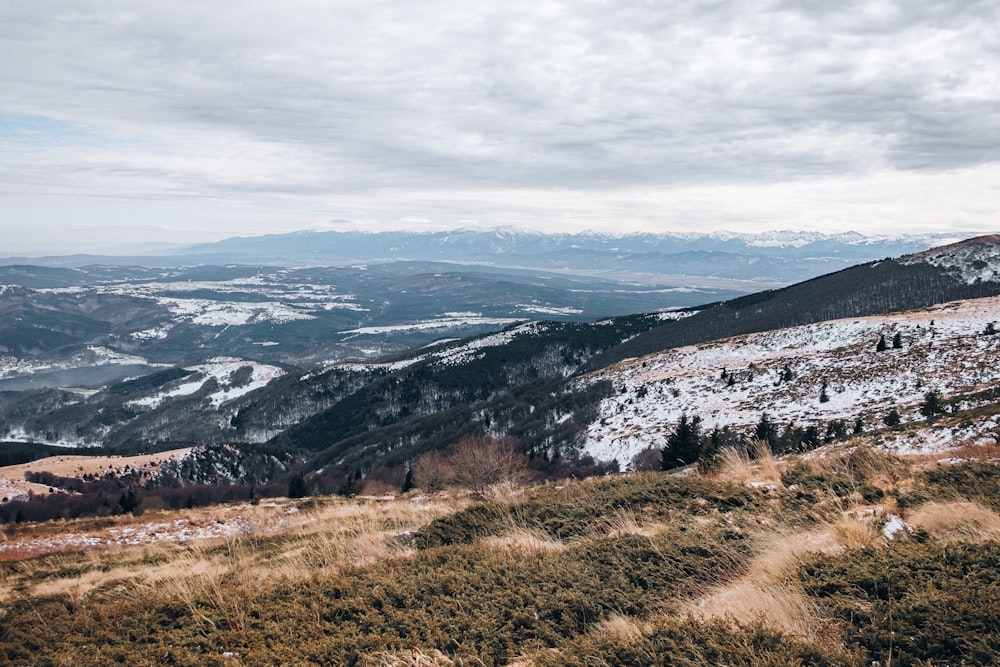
<box><xmin>899</xmin><ymin>234</ymin><xmax>1000</xmax><ymax>284</ymax></box>
<box><xmin>127</xmin><ymin>358</ymin><xmax>285</xmax><ymax>410</ymax></box>
<box><xmin>580</xmin><ymin>296</ymin><xmax>1000</xmax><ymax>466</ymax></box>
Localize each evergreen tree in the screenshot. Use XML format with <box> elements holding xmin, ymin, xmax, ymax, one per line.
<box><xmin>892</xmin><ymin>332</ymin><xmax>903</xmax><ymax>349</ymax></box>
<box><xmin>697</xmin><ymin>427</ymin><xmax>727</xmax><ymax>473</ymax></box>
<box><xmin>661</xmin><ymin>414</ymin><xmax>703</xmax><ymax>469</ymax></box>
<box><xmin>920</xmin><ymin>391</ymin><xmax>943</xmax><ymax>418</ymax></box>
<box><xmin>338</xmin><ymin>470</ymin><xmax>360</xmax><ymax>498</ymax></box>
<box><xmin>802</xmin><ymin>425</ymin><xmax>821</xmax><ymax>450</ymax></box>
<box><xmin>883</xmin><ymin>408</ymin><xmax>901</xmax><ymax>427</ymax></box>
<box><xmin>288</xmin><ymin>473</ymin><xmax>309</xmax><ymax>499</ymax></box>
<box><xmin>754</xmin><ymin>413</ymin><xmax>777</xmax><ymax>449</ymax></box>
<box><xmin>853</xmin><ymin>417</ymin><xmax>865</xmax><ymax>434</ymax></box>
<box><xmin>825</xmin><ymin>419</ymin><xmax>847</xmax><ymax>442</ymax></box>
<box><xmin>401</xmin><ymin>468</ymin><xmax>416</xmax><ymax>493</ymax></box>
<box><xmin>819</xmin><ymin>381</ymin><xmax>829</xmax><ymax>403</ymax></box>
<box><xmin>876</xmin><ymin>334</ymin><xmax>888</xmax><ymax>352</ymax></box>
<box><xmin>118</xmin><ymin>488</ymin><xmax>140</xmax><ymax>515</ymax></box>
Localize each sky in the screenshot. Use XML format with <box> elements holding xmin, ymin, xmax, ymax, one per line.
<box><xmin>2</xmin><ymin>0</ymin><xmax>999</xmax><ymax>255</ymax></box>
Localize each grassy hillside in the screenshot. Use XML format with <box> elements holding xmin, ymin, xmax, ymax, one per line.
<box><xmin>3</xmin><ymin>440</ymin><xmax>1000</xmax><ymax>665</ymax></box>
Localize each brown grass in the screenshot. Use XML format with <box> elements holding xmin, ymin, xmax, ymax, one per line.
<box><xmin>1</xmin><ymin>495</ymin><xmax>466</xmax><ymax>606</ymax></box>
<box><xmin>907</xmin><ymin>500</ymin><xmax>1000</xmax><ymax>543</ymax></box>
<box><xmin>482</xmin><ymin>526</ymin><xmax>565</xmax><ymax>557</ymax></box>
<box><xmin>830</xmin><ymin>513</ymin><xmax>881</xmax><ymax>549</ymax></box>
<box><xmin>592</xmin><ymin>506</ymin><xmax>664</xmax><ymax>539</ymax></box>
<box><xmin>593</xmin><ymin>613</ymin><xmax>649</xmax><ymax>643</ymax></box>
<box><xmin>367</xmin><ymin>649</ymin><xmax>464</xmax><ymax>666</ymax></box>
<box><xmin>715</xmin><ymin>439</ymin><xmax>783</xmax><ymax>488</ymax></box>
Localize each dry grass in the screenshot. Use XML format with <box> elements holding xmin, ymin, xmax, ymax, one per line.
<box><xmin>687</xmin><ymin>580</ymin><xmax>823</xmax><ymax>639</ymax></box>
<box><xmin>679</xmin><ymin>514</ymin><xmax>872</xmax><ymax>643</ymax></box>
<box><xmin>482</xmin><ymin>526</ymin><xmax>565</xmax><ymax>557</ymax></box>
<box><xmin>907</xmin><ymin>500</ymin><xmax>1000</xmax><ymax>543</ymax></box>
<box><xmin>593</xmin><ymin>613</ymin><xmax>649</xmax><ymax>643</ymax></box>
<box><xmin>829</xmin><ymin>511</ymin><xmax>882</xmax><ymax>549</ymax></box>
<box><xmin>2</xmin><ymin>495</ymin><xmax>466</xmax><ymax>607</ymax></box>
<box><xmin>947</xmin><ymin>439</ymin><xmax>1000</xmax><ymax>462</ymax></box>
<box><xmin>367</xmin><ymin>649</ymin><xmax>470</xmax><ymax>666</ymax></box>
<box><xmin>592</xmin><ymin>507</ymin><xmax>664</xmax><ymax>539</ymax></box>
<box><xmin>715</xmin><ymin>439</ymin><xmax>783</xmax><ymax>487</ymax></box>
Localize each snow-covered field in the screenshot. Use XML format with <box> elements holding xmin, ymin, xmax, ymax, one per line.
<box><xmin>580</xmin><ymin>296</ymin><xmax>1000</xmax><ymax>466</ymax></box>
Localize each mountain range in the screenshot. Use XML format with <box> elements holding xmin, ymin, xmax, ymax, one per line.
<box><xmin>1</xmin><ymin>228</ymin><xmax>963</xmax><ymax>283</ymax></box>
<box><xmin>2</xmin><ymin>233</ymin><xmax>999</xmax><ymax>493</ymax></box>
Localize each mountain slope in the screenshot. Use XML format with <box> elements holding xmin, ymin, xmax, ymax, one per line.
<box><xmin>585</xmin><ymin>235</ymin><xmax>1000</xmax><ymax>371</ymax></box>
<box><xmin>581</xmin><ymin>295</ymin><xmax>1000</xmax><ymax>466</ymax></box>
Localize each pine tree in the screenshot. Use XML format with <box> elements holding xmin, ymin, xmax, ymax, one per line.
<box><xmin>402</xmin><ymin>468</ymin><xmax>416</xmax><ymax>493</ymax></box>
<box><xmin>876</xmin><ymin>334</ymin><xmax>888</xmax><ymax>352</ymax></box>
<box><xmin>920</xmin><ymin>391</ymin><xmax>942</xmax><ymax>418</ymax></box>
<box><xmin>661</xmin><ymin>414</ymin><xmax>703</xmax><ymax>469</ymax></box>
<box><xmin>697</xmin><ymin>427</ymin><xmax>727</xmax><ymax>473</ymax></box>
<box><xmin>892</xmin><ymin>332</ymin><xmax>903</xmax><ymax>349</ymax></box>
<box><xmin>819</xmin><ymin>381</ymin><xmax>830</xmax><ymax>403</ymax></box>
<box><xmin>338</xmin><ymin>470</ymin><xmax>360</xmax><ymax>498</ymax></box>
<box><xmin>754</xmin><ymin>413</ymin><xmax>777</xmax><ymax>449</ymax></box>
<box><xmin>802</xmin><ymin>425</ymin><xmax>821</xmax><ymax>450</ymax></box>
<box><xmin>883</xmin><ymin>408</ymin><xmax>901</xmax><ymax>427</ymax></box>
<box><xmin>288</xmin><ymin>473</ymin><xmax>309</xmax><ymax>499</ymax></box>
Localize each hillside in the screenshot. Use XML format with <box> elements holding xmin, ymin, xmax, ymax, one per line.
<box><xmin>582</xmin><ymin>295</ymin><xmax>1000</xmax><ymax>466</ymax></box>
<box><xmin>3</xmin><ymin>440</ymin><xmax>1000</xmax><ymax>665</ymax></box>
<box><xmin>586</xmin><ymin>234</ymin><xmax>1000</xmax><ymax>371</ymax></box>
<box><xmin>4</xmin><ymin>235</ymin><xmax>1000</xmax><ymax>664</ymax></box>
<box><xmin>2</xmin><ymin>233</ymin><xmax>1000</xmax><ymax>498</ymax></box>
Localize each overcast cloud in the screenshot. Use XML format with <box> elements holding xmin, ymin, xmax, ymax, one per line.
<box><xmin>2</xmin><ymin>1</ymin><xmax>999</xmax><ymax>254</ymax></box>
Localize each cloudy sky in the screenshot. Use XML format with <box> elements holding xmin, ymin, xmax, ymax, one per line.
<box><xmin>2</xmin><ymin>1</ymin><xmax>999</xmax><ymax>254</ymax></box>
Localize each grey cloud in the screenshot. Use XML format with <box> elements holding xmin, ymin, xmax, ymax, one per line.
<box><xmin>1</xmin><ymin>0</ymin><xmax>999</xmax><ymax>203</ymax></box>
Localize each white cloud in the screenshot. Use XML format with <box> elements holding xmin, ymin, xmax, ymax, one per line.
<box><xmin>1</xmin><ymin>0</ymin><xmax>999</xmax><ymax>253</ymax></box>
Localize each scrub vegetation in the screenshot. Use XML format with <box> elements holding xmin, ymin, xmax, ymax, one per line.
<box><xmin>3</xmin><ymin>443</ymin><xmax>999</xmax><ymax>666</ymax></box>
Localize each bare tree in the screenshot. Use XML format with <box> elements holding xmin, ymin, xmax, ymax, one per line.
<box><xmin>448</xmin><ymin>435</ymin><xmax>528</xmax><ymax>498</ymax></box>
<box><xmin>411</xmin><ymin>451</ymin><xmax>453</xmax><ymax>493</ymax></box>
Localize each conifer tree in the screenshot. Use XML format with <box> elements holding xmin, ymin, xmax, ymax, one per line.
<box><xmin>920</xmin><ymin>391</ymin><xmax>942</xmax><ymax>418</ymax></box>
<box><xmin>892</xmin><ymin>332</ymin><xmax>903</xmax><ymax>349</ymax></box>
<box><xmin>876</xmin><ymin>334</ymin><xmax>888</xmax><ymax>352</ymax></box>
<box><xmin>661</xmin><ymin>414</ymin><xmax>703</xmax><ymax>469</ymax></box>
<box><xmin>288</xmin><ymin>473</ymin><xmax>309</xmax><ymax>499</ymax></box>
<box><xmin>401</xmin><ymin>468</ymin><xmax>416</xmax><ymax>493</ymax></box>
<box><xmin>754</xmin><ymin>413</ymin><xmax>777</xmax><ymax>450</ymax></box>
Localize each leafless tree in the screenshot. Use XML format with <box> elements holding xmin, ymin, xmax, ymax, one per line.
<box><xmin>411</xmin><ymin>451</ymin><xmax>454</xmax><ymax>493</ymax></box>
<box><xmin>448</xmin><ymin>435</ymin><xmax>528</xmax><ymax>498</ymax></box>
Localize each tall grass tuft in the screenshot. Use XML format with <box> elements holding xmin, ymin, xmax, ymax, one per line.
<box><xmin>716</xmin><ymin>439</ymin><xmax>783</xmax><ymax>487</ymax></box>
<box><xmin>908</xmin><ymin>500</ymin><xmax>1000</xmax><ymax>542</ymax></box>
